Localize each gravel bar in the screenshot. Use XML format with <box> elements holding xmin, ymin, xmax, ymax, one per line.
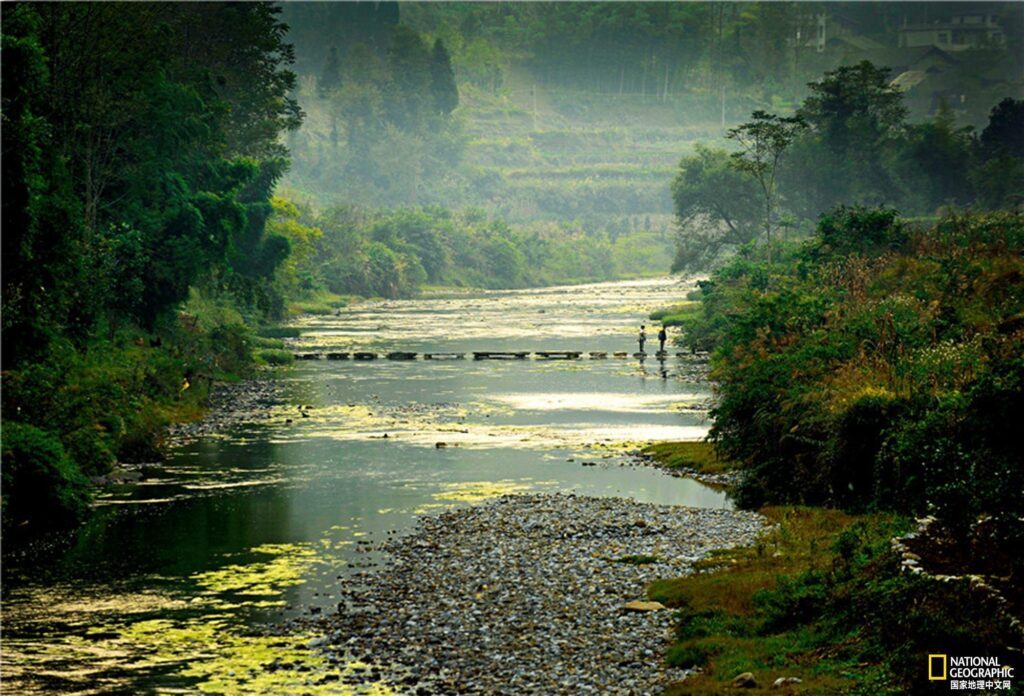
<box><xmin>312</xmin><ymin>493</ymin><xmax>764</xmax><ymax>695</ymax></box>
<box><xmin>165</xmin><ymin>373</ymin><xmax>285</xmax><ymax>446</ymax></box>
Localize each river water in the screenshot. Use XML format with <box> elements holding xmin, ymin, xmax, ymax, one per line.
<box><xmin>1</xmin><ymin>277</ymin><xmax>724</xmax><ymax>694</ymax></box>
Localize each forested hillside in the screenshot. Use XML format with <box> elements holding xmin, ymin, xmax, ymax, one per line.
<box><xmin>671</xmin><ymin>65</ymin><xmax>1024</xmax><ymax>270</ymax></box>
<box><xmin>283</xmin><ymin>2</ymin><xmax>1022</xmax><ymax>213</ymax></box>
<box><xmin>2</xmin><ymin>3</ymin><xmax>302</xmax><ymax>529</ymax></box>
<box><xmin>277</xmin><ymin>1</ymin><xmax>1022</xmax><ymax>293</ymax></box>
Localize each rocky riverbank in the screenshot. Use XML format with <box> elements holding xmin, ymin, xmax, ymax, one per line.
<box><xmin>165</xmin><ymin>372</ymin><xmax>286</xmax><ymax>446</ymax></box>
<box><xmin>303</xmin><ymin>494</ymin><xmax>764</xmax><ymax>695</ymax></box>
<box><xmin>632</xmin><ymin>449</ymin><xmax>744</xmax><ymax>491</ymax></box>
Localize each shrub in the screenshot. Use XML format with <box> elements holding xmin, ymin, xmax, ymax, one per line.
<box><xmin>256</xmin><ymin>349</ymin><xmax>294</xmax><ymax>366</ymax></box>
<box><xmin>256</xmin><ymin>326</ymin><xmax>301</xmax><ymax>339</ymax></box>
<box><xmin>698</xmin><ymin>210</ymin><xmax>1024</xmax><ymax>521</ymax></box>
<box><xmin>117</xmin><ymin>409</ymin><xmax>166</xmax><ymax>463</ymax></box>
<box><xmin>1</xmin><ymin>421</ymin><xmax>92</xmax><ymax>530</ymax></box>
<box><xmin>62</xmin><ymin>426</ymin><xmax>116</xmax><ymax>476</ymax></box>
<box><xmin>208</xmin><ymin>323</ymin><xmax>253</xmax><ymax>378</ymax></box>
<box><xmin>251</xmin><ymin>336</ymin><xmax>286</xmax><ymax>349</ymax></box>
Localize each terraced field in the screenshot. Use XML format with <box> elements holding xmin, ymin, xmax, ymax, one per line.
<box><xmin>457</xmin><ymin>82</ymin><xmax>728</xmax><ymax>225</ymax></box>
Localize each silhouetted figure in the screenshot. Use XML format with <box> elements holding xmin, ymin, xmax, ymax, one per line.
<box><xmin>658</xmin><ymin>326</ymin><xmax>667</xmax><ymax>353</ymax></box>
<box><xmin>638</xmin><ymin>325</ymin><xmax>647</xmax><ymax>353</ymax></box>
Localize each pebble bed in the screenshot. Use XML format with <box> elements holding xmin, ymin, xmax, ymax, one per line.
<box><xmin>309</xmin><ymin>493</ymin><xmax>764</xmax><ymax>695</ymax></box>
<box><xmin>166</xmin><ymin>374</ymin><xmax>284</xmax><ymax>446</ymax></box>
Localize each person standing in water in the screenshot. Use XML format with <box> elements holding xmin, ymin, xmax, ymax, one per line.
<box><xmin>658</xmin><ymin>325</ymin><xmax>667</xmax><ymax>353</ymax></box>
<box><xmin>638</xmin><ymin>325</ymin><xmax>647</xmax><ymax>353</ymax></box>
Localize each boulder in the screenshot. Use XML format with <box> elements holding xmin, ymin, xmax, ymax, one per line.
<box><xmin>622</xmin><ymin>600</ymin><xmax>665</xmax><ymax>612</ymax></box>
<box><xmin>772</xmin><ymin>676</ymin><xmax>802</xmax><ymax>688</ymax></box>
<box><xmin>732</xmin><ymin>672</ymin><xmax>758</xmax><ymax>688</ymax></box>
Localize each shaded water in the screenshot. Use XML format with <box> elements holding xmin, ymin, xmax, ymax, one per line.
<box><xmin>1</xmin><ymin>277</ymin><xmax>724</xmax><ymax>694</ymax></box>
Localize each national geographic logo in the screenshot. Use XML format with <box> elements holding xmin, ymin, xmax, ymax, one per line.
<box><xmin>928</xmin><ymin>654</ymin><xmax>1015</xmax><ymax>691</ymax></box>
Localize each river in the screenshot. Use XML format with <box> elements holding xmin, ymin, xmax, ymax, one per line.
<box><xmin>1</xmin><ymin>277</ymin><xmax>725</xmax><ymax>694</ymax></box>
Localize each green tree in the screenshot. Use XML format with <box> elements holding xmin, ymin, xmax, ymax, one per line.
<box><xmin>790</xmin><ymin>61</ymin><xmax>908</xmax><ymax>215</ymax></box>
<box><xmin>2</xmin><ymin>2</ymin><xmax>304</xmax><ymax>344</ymax></box>
<box><xmin>429</xmin><ymin>38</ymin><xmax>459</xmax><ymax>116</ymax></box>
<box><xmin>385</xmin><ymin>25</ymin><xmax>432</xmax><ymax>129</ymax></box>
<box><xmin>900</xmin><ymin>100</ymin><xmax>975</xmax><ymax>211</ymax></box>
<box><xmin>726</xmin><ymin>110</ymin><xmax>807</xmax><ymax>262</ymax></box>
<box><xmin>458</xmin><ymin>37</ymin><xmax>504</xmax><ymax>93</ymax></box>
<box><xmin>1</xmin><ymin>4</ymin><xmax>84</xmax><ymax>365</ymax></box>
<box><xmin>973</xmin><ymin>98</ymin><xmax>1024</xmax><ymax>210</ymax></box>
<box><xmin>319</xmin><ymin>46</ymin><xmax>343</xmax><ymax>98</ymax></box>
<box><xmin>979</xmin><ymin>97</ymin><xmax>1024</xmax><ymax>161</ymax></box>
<box><xmin>171</xmin><ymin>3</ymin><xmax>303</xmax><ymax>161</ymax></box>
<box><xmin>267</xmin><ymin>196</ymin><xmax>323</xmax><ymax>295</ymax></box>
<box><xmin>670</xmin><ymin>145</ymin><xmax>761</xmax><ymax>272</ymax></box>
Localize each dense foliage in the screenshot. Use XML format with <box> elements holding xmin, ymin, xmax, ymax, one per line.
<box><xmin>1</xmin><ymin>3</ymin><xmax>301</xmax><ymax>530</ymax></box>
<box><xmin>682</xmin><ymin>208</ymin><xmax>1024</xmax><ymax>533</ymax></box>
<box><xmin>1</xmin><ymin>422</ymin><xmax>92</xmax><ymax>529</ymax></box>
<box><xmin>289</xmin><ymin>18</ymin><xmax>465</xmax><ymax>207</ymax></box>
<box><xmin>269</xmin><ymin>198</ymin><xmax>667</xmax><ymax>299</ymax></box>
<box><xmin>672</xmin><ymin>63</ymin><xmax>1024</xmax><ymax>270</ymax></box>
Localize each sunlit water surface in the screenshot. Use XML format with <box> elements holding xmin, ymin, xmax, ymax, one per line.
<box><xmin>2</xmin><ymin>277</ymin><xmax>725</xmax><ymax>693</ymax></box>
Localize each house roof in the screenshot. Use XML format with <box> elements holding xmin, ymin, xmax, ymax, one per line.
<box><xmin>890</xmin><ymin>70</ymin><xmax>928</xmax><ymax>92</ymax></box>
<box><xmin>827</xmin><ymin>34</ymin><xmax>887</xmax><ymax>51</ymax></box>
<box><xmin>900</xmin><ymin>21</ymin><xmax>999</xmax><ymax>33</ymax></box>
<box><xmin>856</xmin><ymin>46</ymin><xmax>959</xmax><ymax>73</ymax></box>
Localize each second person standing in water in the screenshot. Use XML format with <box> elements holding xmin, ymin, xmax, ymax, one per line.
<box><xmin>658</xmin><ymin>326</ymin><xmax>667</xmax><ymax>353</ymax></box>
<box><xmin>638</xmin><ymin>325</ymin><xmax>647</xmax><ymax>354</ymax></box>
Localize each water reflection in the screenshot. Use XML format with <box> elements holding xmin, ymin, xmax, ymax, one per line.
<box><xmin>2</xmin><ymin>277</ymin><xmax>724</xmax><ymax>693</ymax></box>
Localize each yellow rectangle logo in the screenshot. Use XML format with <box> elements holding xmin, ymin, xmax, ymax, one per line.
<box><xmin>929</xmin><ymin>654</ymin><xmax>948</xmax><ymax>681</ymax></box>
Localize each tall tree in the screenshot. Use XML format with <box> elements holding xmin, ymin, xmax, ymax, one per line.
<box><xmin>385</xmin><ymin>25</ymin><xmax>431</xmax><ymax>128</ymax></box>
<box><xmin>670</xmin><ymin>145</ymin><xmax>761</xmax><ymax>272</ymax></box>
<box><xmin>793</xmin><ymin>61</ymin><xmax>907</xmax><ymax>212</ymax></box>
<box><xmin>1</xmin><ymin>2</ymin><xmax>305</xmax><ymax>347</ymax></box>
<box><xmin>980</xmin><ymin>97</ymin><xmax>1024</xmax><ymax>161</ymax></box>
<box><xmin>319</xmin><ymin>46</ymin><xmax>343</xmax><ymax>98</ymax></box>
<box><xmin>900</xmin><ymin>100</ymin><xmax>975</xmax><ymax>210</ymax></box>
<box><xmin>973</xmin><ymin>98</ymin><xmax>1024</xmax><ymax>210</ymax></box>
<box><xmin>429</xmin><ymin>38</ymin><xmax>459</xmax><ymax>116</ymax></box>
<box><xmin>727</xmin><ymin>110</ymin><xmax>807</xmax><ymax>262</ymax></box>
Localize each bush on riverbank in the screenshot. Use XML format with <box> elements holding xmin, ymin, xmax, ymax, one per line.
<box><xmin>679</xmin><ymin>209</ymin><xmax>1024</xmax><ymax>531</ymax></box>
<box><xmin>0</xmin><ymin>308</ymin><xmax>262</xmax><ymax>531</ymax></box>
<box><xmin>648</xmin><ymin>302</ymin><xmax>700</xmax><ymax>328</ymax></box>
<box><xmin>256</xmin><ymin>349</ymin><xmax>295</xmax><ymax>366</ymax></box>
<box><xmin>1</xmin><ymin>422</ymin><xmax>92</xmax><ymax>530</ymax></box>
<box><xmin>657</xmin><ymin>208</ymin><xmax>1024</xmax><ymax>692</ymax></box>
<box><xmin>652</xmin><ymin>506</ymin><xmax>1021</xmax><ymax>694</ymax></box>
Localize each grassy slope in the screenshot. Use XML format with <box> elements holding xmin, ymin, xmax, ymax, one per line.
<box><xmin>459</xmin><ymin>69</ymin><xmax>721</xmax><ymax>229</ymax></box>
<box><xmin>641</xmin><ymin>441</ymin><xmax>737</xmax><ymax>476</ymax></box>
<box><xmin>283</xmin><ymin>67</ymin><xmax>733</xmax><ymax>280</ymax></box>
<box><xmin>648</xmin><ymin>507</ymin><xmax>907</xmax><ymax>694</ymax></box>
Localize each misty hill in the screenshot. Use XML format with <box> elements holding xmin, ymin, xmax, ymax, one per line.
<box><xmin>281</xmin><ymin>2</ymin><xmax>1021</xmax><ymax>231</ymax></box>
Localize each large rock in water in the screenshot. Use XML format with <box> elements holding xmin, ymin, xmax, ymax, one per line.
<box><xmin>732</xmin><ymin>672</ymin><xmax>758</xmax><ymax>688</ymax></box>
<box><xmin>622</xmin><ymin>600</ymin><xmax>665</xmax><ymax>612</ymax></box>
